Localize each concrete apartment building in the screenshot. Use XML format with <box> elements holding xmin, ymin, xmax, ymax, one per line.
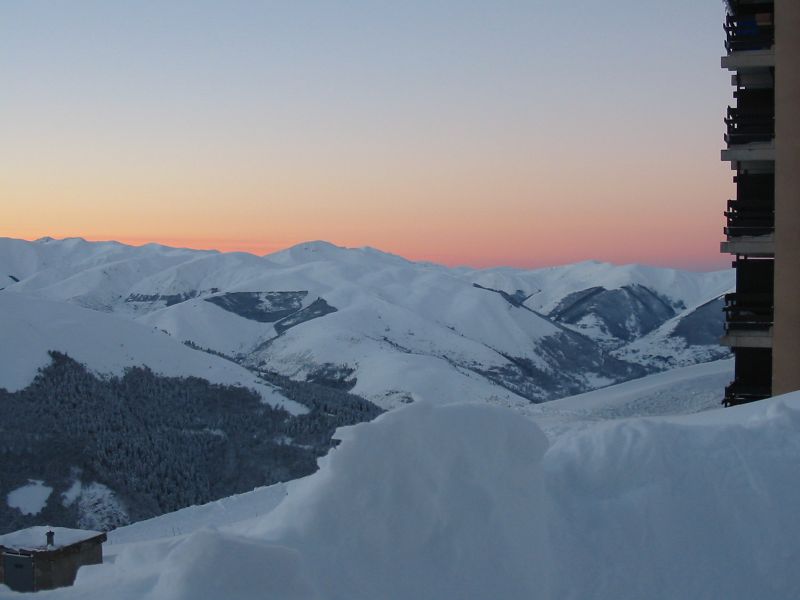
<box><xmin>721</xmin><ymin>0</ymin><xmax>799</xmax><ymax>405</ymax></box>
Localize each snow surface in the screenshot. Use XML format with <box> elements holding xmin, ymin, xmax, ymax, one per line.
<box><xmin>109</xmin><ymin>484</ymin><xmax>287</xmax><ymax>545</ymax></box>
<box><xmin>0</xmin><ymin>292</ymin><xmax>305</xmax><ymax>415</ymax></box>
<box><xmin>6</xmin><ymin>480</ymin><xmax>52</xmax><ymax>516</ymax></box>
<box><xmin>514</xmin><ymin>358</ymin><xmax>734</xmax><ymax>438</ymax></box>
<box><xmin>14</xmin><ymin>367</ymin><xmax>800</xmax><ymax>600</ymax></box>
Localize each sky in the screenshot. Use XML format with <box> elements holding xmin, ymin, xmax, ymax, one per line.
<box><xmin>0</xmin><ymin>1</ymin><xmax>734</xmax><ymax>270</ymax></box>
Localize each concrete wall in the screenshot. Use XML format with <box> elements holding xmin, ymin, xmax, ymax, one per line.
<box><xmin>772</xmin><ymin>0</ymin><xmax>800</xmax><ymax>395</ymax></box>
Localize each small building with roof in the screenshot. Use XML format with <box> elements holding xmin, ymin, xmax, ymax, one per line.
<box><xmin>0</xmin><ymin>526</ymin><xmax>106</xmax><ymax>592</ymax></box>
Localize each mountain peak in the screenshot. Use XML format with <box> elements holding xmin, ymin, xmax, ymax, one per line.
<box><xmin>288</xmin><ymin>240</ymin><xmax>343</xmax><ymax>252</ymax></box>
<box><xmin>267</xmin><ymin>241</ymin><xmax>412</xmax><ymax>268</ymax></box>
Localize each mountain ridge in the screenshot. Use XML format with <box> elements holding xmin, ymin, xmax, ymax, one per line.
<box><xmin>0</xmin><ymin>236</ymin><xmax>733</xmax><ymax>409</ymax></box>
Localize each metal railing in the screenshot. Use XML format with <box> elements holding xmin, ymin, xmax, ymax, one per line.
<box><xmin>724</xmin><ymin>13</ymin><xmax>774</xmax><ymax>52</ymax></box>
<box><xmin>723</xmin><ymin>292</ymin><xmax>773</xmax><ymax>330</ymax></box>
<box><xmin>725</xmin><ymin>105</ymin><xmax>774</xmax><ymax>145</ymax></box>
<box><xmin>723</xmin><ymin>380</ymin><xmax>771</xmax><ymax>407</ymax></box>
<box><xmin>724</xmin><ymin>199</ymin><xmax>774</xmax><ymax>237</ymax></box>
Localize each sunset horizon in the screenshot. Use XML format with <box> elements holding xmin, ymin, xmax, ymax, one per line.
<box><xmin>2</xmin><ymin>0</ymin><xmax>734</xmax><ymax>274</ymax></box>
<box><xmin>2</xmin><ymin>232</ymin><xmax>730</xmax><ymax>272</ymax></box>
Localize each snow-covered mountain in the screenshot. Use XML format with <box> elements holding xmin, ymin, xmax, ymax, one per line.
<box><xmin>611</xmin><ymin>295</ymin><xmax>731</xmax><ymax>368</ymax></box>
<box><xmin>0</xmin><ymin>237</ymin><xmax>733</xmax><ymax>409</ymax></box>
<box><xmin>0</xmin><ymin>273</ymin><xmax>384</xmax><ymax>534</ymax></box>
<box><xmin>469</xmin><ymin>261</ymin><xmax>733</xmax><ymax>350</ymax></box>
<box><xmin>0</xmin><ymin>292</ymin><xmax>299</xmax><ymax>412</ymax></box>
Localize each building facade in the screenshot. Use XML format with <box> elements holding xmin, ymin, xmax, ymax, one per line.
<box><xmin>721</xmin><ymin>0</ymin><xmax>799</xmax><ymax>406</ymax></box>
<box><xmin>0</xmin><ymin>527</ymin><xmax>106</xmax><ymax>593</ymax></box>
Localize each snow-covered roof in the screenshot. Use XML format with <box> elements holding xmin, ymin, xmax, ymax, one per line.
<box><xmin>0</xmin><ymin>526</ymin><xmax>104</xmax><ymax>552</ymax></box>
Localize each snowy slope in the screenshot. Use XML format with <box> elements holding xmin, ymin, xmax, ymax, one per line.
<box><xmin>0</xmin><ymin>292</ymin><xmax>303</xmax><ymax>414</ymax></box>
<box><xmin>468</xmin><ymin>261</ymin><xmax>733</xmax><ymax>352</ymax></box>
<box><xmin>110</xmin><ymin>484</ymin><xmax>288</xmax><ymax>545</ymax></box>
<box><xmin>0</xmin><ymin>237</ymin><xmax>206</xmax><ymax>311</ymax></box>
<box><xmin>468</xmin><ymin>260</ymin><xmax>733</xmax><ymax>314</ymax></box>
<box><xmin>15</xmin><ymin>382</ymin><xmax>800</xmax><ymax>600</ymax></box>
<box><xmin>517</xmin><ymin>358</ymin><xmax>733</xmax><ymax>438</ymax></box>
<box><xmin>612</xmin><ymin>295</ymin><xmax>732</xmax><ymax>368</ymax></box>
<box><xmin>1</xmin><ymin>237</ymin><xmax>668</xmax><ymax>406</ymax></box>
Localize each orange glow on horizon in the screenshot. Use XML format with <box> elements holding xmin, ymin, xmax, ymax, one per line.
<box><xmin>1</xmin><ymin>154</ymin><xmax>734</xmax><ymax>273</ymax></box>
<box><xmin>0</xmin><ymin>229</ymin><xmax>731</xmax><ymax>272</ymax></box>
<box><xmin>0</xmin><ymin>0</ymin><xmax>735</xmax><ymax>276</ymax></box>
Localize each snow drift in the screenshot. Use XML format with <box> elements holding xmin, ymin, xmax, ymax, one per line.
<box><xmin>20</xmin><ymin>392</ymin><xmax>800</xmax><ymax>600</ymax></box>
<box><xmin>544</xmin><ymin>400</ymin><xmax>800</xmax><ymax>599</ymax></box>
<box><xmin>245</xmin><ymin>402</ymin><xmax>552</xmax><ymax>600</ymax></box>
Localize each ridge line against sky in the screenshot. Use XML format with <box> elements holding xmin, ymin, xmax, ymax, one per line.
<box><xmin>1</xmin><ymin>1</ymin><xmax>732</xmax><ymax>271</ymax></box>
<box><xmin>2</xmin><ymin>235</ymin><xmax>730</xmax><ymax>273</ymax></box>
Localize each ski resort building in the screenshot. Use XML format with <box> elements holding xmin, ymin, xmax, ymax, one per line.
<box><xmin>0</xmin><ymin>527</ymin><xmax>106</xmax><ymax>592</ymax></box>
<box><xmin>720</xmin><ymin>0</ymin><xmax>800</xmax><ymax>406</ymax></box>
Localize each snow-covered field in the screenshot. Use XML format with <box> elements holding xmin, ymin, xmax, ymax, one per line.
<box><xmin>5</xmin><ymin>358</ymin><xmax>796</xmax><ymax>600</ymax></box>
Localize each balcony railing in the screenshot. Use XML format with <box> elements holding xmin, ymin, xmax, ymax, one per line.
<box><xmin>724</xmin><ymin>105</ymin><xmax>774</xmax><ymax>145</ymax></box>
<box><xmin>723</xmin><ymin>292</ymin><xmax>773</xmax><ymax>330</ymax></box>
<box><xmin>724</xmin><ymin>12</ymin><xmax>774</xmax><ymax>52</ymax></box>
<box><xmin>724</xmin><ymin>199</ymin><xmax>774</xmax><ymax>237</ymax></box>
<box><xmin>723</xmin><ymin>379</ymin><xmax>771</xmax><ymax>407</ymax></box>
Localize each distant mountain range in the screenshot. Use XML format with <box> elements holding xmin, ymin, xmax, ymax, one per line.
<box><xmin>0</xmin><ymin>236</ymin><xmax>733</xmax><ymax>531</ymax></box>
<box><xmin>0</xmin><ymin>237</ymin><xmax>733</xmax><ymax>405</ymax></box>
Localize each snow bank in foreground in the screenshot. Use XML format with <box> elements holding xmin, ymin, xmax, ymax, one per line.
<box><xmin>12</xmin><ymin>396</ymin><xmax>800</xmax><ymax>599</ymax></box>
<box><xmin>544</xmin><ymin>399</ymin><xmax>800</xmax><ymax>599</ymax></box>
<box><xmin>247</xmin><ymin>402</ymin><xmax>552</xmax><ymax>600</ymax></box>
<box><xmin>150</xmin><ymin>532</ymin><xmax>317</xmax><ymax>600</ymax></box>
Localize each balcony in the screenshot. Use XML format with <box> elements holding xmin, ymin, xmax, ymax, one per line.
<box><xmin>722</xmin><ymin>346</ymin><xmax>772</xmax><ymax>406</ymax></box>
<box><xmin>723</xmin><ymin>292</ymin><xmax>773</xmax><ymax>331</ymax></box>
<box><xmin>724</xmin><ymin>88</ymin><xmax>774</xmax><ymax>147</ymax></box>
<box><xmin>724</xmin><ymin>13</ymin><xmax>774</xmax><ymax>53</ymax></box>
<box><xmin>721</xmin><ymin>169</ymin><xmax>774</xmax><ymax>254</ymax></box>
<box><xmin>724</xmin><ymin>198</ymin><xmax>774</xmax><ymax>237</ymax></box>
<box><xmin>725</xmin><ymin>108</ymin><xmax>773</xmax><ymax>145</ymax></box>
<box><xmin>723</xmin><ymin>379</ymin><xmax>771</xmax><ymax>406</ymax></box>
